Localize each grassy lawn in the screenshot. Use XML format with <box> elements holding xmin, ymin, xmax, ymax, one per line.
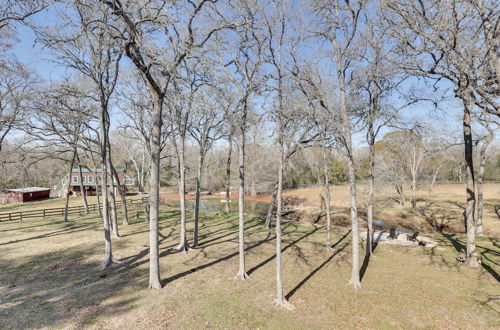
<box><xmin>0</xmin><ymin>204</ymin><xmax>499</xmax><ymax>329</ymax></box>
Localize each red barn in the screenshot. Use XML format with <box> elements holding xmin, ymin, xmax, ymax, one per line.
<box><xmin>4</xmin><ymin>187</ymin><xmax>51</xmax><ymax>203</ymax></box>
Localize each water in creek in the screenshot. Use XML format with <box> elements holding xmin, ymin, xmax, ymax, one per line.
<box><xmin>167</xmin><ymin>198</ymin><xmax>270</xmax><ymax>215</ymax></box>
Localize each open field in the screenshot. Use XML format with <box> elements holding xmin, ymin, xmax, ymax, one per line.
<box><xmin>284</xmin><ymin>183</ymin><xmax>500</xmax><ymax>236</ymax></box>
<box><xmin>0</xmin><ymin>203</ymin><xmax>499</xmax><ymax>329</ymax></box>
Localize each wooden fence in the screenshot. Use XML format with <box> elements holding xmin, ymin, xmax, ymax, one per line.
<box><xmin>0</xmin><ymin>197</ymin><xmax>149</xmax><ymax>222</ymax></box>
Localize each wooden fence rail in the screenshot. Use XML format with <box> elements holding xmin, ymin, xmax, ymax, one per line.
<box><xmin>0</xmin><ymin>197</ymin><xmax>149</xmax><ymax>223</ymax></box>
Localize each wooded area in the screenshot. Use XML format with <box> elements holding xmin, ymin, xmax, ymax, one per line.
<box><xmin>0</xmin><ymin>0</ymin><xmax>498</xmax><ymax>325</ymax></box>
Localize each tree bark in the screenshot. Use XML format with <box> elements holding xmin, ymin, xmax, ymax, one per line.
<box><xmin>108</xmin><ymin>154</ymin><xmax>119</xmax><ymax>239</ymax></box>
<box><xmin>337</xmin><ymin>63</ymin><xmax>361</xmax><ymax>290</ymax></box>
<box><xmin>322</xmin><ymin>145</ymin><xmax>332</xmax><ymax>250</ymax></box>
<box><xmin>192</xmin><ymin>148</ymin><xmax>204</xmax><ymax>247</ymax></box>
<box><xmin>265</xmin><ymin>183</ymin><xmax>278</xmax><ymax>229</ymax></box>
<box><xmin>425</xmin><ymin>165</ymin><xmax>441</xmax><ymax>207</ymax></box>
<box><xmin>76</xmin><ymin>152</ymin><xmax>89</xmax><ymax>214</ymax></box>
<box><xmin>273</xmin><ymin>121</ymin><xmax>292</xmax><ymax>308</ymax></box>
<box><xmin>395</xmin><ymin>180</ymin><xmax>405</xmax><ymax>206</ymax></box>
<box><xmin>111</xmin><ymin>164</ymin><xmax>129</xmax><ymax>226</ymax></box>
<box><xmin>63</xmin><ymin>150</ymin><xmax>77</xmax><ymax>222</ymax></box>
<box><xmin>148</xmin><ymin>94</ymin><xmax>163</xmax><ymax>288</ymax></box>
<box><xmin>410</xmin><ymin>167</ymin><xmax>417</xmax><ymax>209</ymax></box>
<box><xmin>462</xmin><ymin>99</ymin><xmax>479</xmax><ymax>267</ymax></box>
<box><xmin>235</xmin><ymin>103</ymin><xmax>249</xmax><ymax>280</ymax></box>
<box><xmin>225</xmin><ymin>138</ymin><xmax>232</xmax><ymax>213</ymax></box>
<box><xmin>100</xmin><ymin>105</ymin><xmax>113</xmax><ymax>269</ymax></box>
<box><xmin>176</xmin><ymin>133</ymin><xmax>190</xmax><ymax>252</ymax></box>
<box><xmin>94</xmin><ymin>167</ymin><xmax>101</xmax><ymax>215</ymax></box>
<box><xmin>366</xmin><ymin>126</ymin><xmax>375</xmax><ymax>256</ymax></box>
<box><xmin>476</xmin><ymin>132</ymin><xmax>493</xmax><ymax>236</ymax></box>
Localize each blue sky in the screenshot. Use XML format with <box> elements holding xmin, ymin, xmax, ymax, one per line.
<box><xmin>8</xmin><ymin>6</ymin><xmax>486</xmax><ymax>148</ymax></box>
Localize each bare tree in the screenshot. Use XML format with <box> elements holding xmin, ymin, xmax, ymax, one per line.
<box><xmin>37</xmin><ymin>2</ymin><xmax>124</xmax><ymax>268</ymax></box>
<box><xmin>224</xmin><ymin>128</ymin><xmax>235</xmax><ymax>213</ymax></box>
<box><xmin>75</xmin><ymin>151</ymin><xmax>89</xmax><ymax>214</ymax></box>
<box><xmin>311</xmin><ymin>0</ymin><xmax>366</xmax><ymax>290</ymax></box>
<box><xmin>383</xmin><ymin>0</ymin><xmax>499</xmax><ymax>267</ymax></box>
<box><xmin>217</xmin><ymin>0</ymin><xmax>266</xmax><ymax>280</ymax></box>
<box><xmin>475</xmin><ymin>114</ymin><xmax>498</xmax><ymax>235</ymax></box>
<box><xmin>189</xmin><ymin>86</ymin><xmax>225</xmax><ymax>247</ymax></box>
<box><xmin>168</xmin><ymin>83</ymin><xmax>193</xmax><ymax>253</ymax></box>
<box><xmin>263</xmin><ymin>0</ymin><xmax>295</xmax><ymax>309</ymax></box>
<box><xmin>354</xmin><ymin>13</ymin><xmax>413</xmax><ymax>255</ymax></box>
<box><xmin>0</xmin><ymin>63</ymin><xmax>34</xmax><ymax>154</ymax></box>
<box><xmin>27</xmin><ymin>81</ymin><xmax>95</xmax><ymax>222</ymax></box>
<box><xmin>0</xmin><ymin>0</ymin><xmax>48</xmax><ymax>32</ymax></box>
<box><xmin>100</xmin><ymin>0</ymin><xmax>235</xmax><ymax>287</ymax></box>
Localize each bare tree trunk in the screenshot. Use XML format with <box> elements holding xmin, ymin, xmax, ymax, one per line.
<box><xmin>94</xmin><ymin>168</ymin><xmax>101</xmax><ymax>215</ymax></box>
<box><xmin>265</xmin><ymin>183</ymin><xmax>278</xmax><ymax>229</ymax></box>
<box><xmin>63</xmin><ymin>150</ymin><xmax>77</xmax><ymax>222</ymax></box>
<box><xmin>273</xmin><ymin>122</ymin><xmax>293</xmax><ymax>308</ymax></box>
<box><xmin>225</xmin><ymin>138</ymin><xmax>232</xmax><ymax>213</ymax></box>
<box><xmin>322</xmin><ymin>145</ymin><xmax>332</xmax><ymax>250</ymax></box>
<box><xmin>111</xmin><ymin>164</ymin><xmax>129</xmax><ymax>226</ymax></box>
<box><xmin>140</xmin><ymin>149</ymin><xmax>146</xmax><ymax>193</ymax></box>
<box><xmin>462</xmin><ymin>99</ymin><xmax>479</xmax><ymax>267</ymax></box>
<box><xmin>366</xmin><ymin>132</ymin><xmax>375</xmax><ymax>256</ymax></box>
<box><xmin>76</xmin><ymin>152</ymin><xmax>89</xmax><ymax>214</ymax></box>
<box><xmin>425</xmin><ymin>165</ymin><xmax>441</xmax><ymax>207</ymax></box>
<box><xmin>100</xmin><ymin>106</ymin><xmax>113</xmax><ymax>269</ymax></box>
<box><xmin>109</xmin><ymin>185</ymin><xmax>120</xmax><ymax>238</ymax></box>
<box><xmin>176</xmin><ymin>133</ymin><xmax>190</xmax><ymax>252</ymax></box>
<box><xmin>148</xmin><ymin>94</ymin><xmax>163</xmax><ymax>288</ymax></box>
<box><xmin>192</xmin><ymin>149</ymin><xmax>204</xmax><ymax>247</ymax></box>
<box><xmin>337</xmin><ymin>64</ymin><xmax>361</xmax><ymax>290</ymax></box>
<box><xmin>395</xmin><ymin>180</ymin><xmax>405</xmax><ymax>206</ymax></box>
<box><xmin>108</xmin><ymin>152</ymin><xmax>119</xmax><ymax>239</ymax></box>
<box><xmin>250</xmin><ymin>176</ymin><xmax>257</xmax><ymax>196</ymax></box>
<box><xmin>347</xmin><ymin>153</ymin><xmax>361</xmax><ymax>289</ymax></box>
<box><xmin>410</xmin><ymin>173</ymin><xmax>417</xmax><ymax>209</ymax></box>
<box><xmin>476</xmin><ymin>132</ymin><xmax>492</xmax><ymax>236</ymax></box>
<box><xmin>235</xmin><ymin>106</ymin><xmax>249</xmax><ymax>280</ymax></box>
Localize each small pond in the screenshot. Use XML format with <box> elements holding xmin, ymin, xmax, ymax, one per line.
<box><xmin>166</xmin><ymin>199</ymin><xmax>270</xmax><ymax>215</ymax></box>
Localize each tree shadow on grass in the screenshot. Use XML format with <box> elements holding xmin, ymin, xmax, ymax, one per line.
<box><xmin>285</xmin><ymin>235</ymin><xmax>350</xmax><ymax>301</ymax></box>
<box><xmin>442</xmin><ymin>233</ymin><xmax>500</xmax><ymax>282</ymax></box>
<box><xmin>247</xmin><ymin>225</ymin><xmax>324</xmax><ymax>276</ymax></box>
<box><xmin>0</xmin><ymin>245</ymin><xmax>143</xmax><ymax>329</ymax></box>
<box><xmin>360</xmin><ymin>230</ymin><xmax>385</xmax><ymax>282</ymax></box>
<box><xmin>0</xmin><ymin>221</ymin><xmax>97</xmax><ymax>247</ymax></box>
<box><xmin>0</xmin><ymin>220</ymin><xmax>70</xmax><ymax>233</ymax></box>
<box><xmin>116</xmin><ymin>216</ymin><xmax>275</xmax><ymax>285</ymax></box>
<box><xmin>197</xmin><ymin>220</ymin><xmax>262</xmax><ymax>249</ymax></box>
<box><xmin>161</xmin><ymin>231</ymin><xmax>275</xmax><ymax>286</ymax></box>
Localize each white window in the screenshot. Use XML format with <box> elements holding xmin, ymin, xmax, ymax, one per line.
<box><xmin>88</xmin><ymin>175</ymin><xmax>94</xmax><ymax>184</ymax></box>
<box><xmin>72</xmin><ymin>175</ymin><xmax>78</xmax><ymax>184</ymax></box>
<box><xmin>83</xmin><ymin>176</ymin><xmax>87</xmax><ymax>184</ymax></box>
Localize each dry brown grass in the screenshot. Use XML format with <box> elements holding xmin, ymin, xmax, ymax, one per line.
<box><xmin>0</xmin><ymin>202</ymin><xmax>498</xmax><ymax>329</ymax></box>
<box><xmin>284</xmin><ymin>183</ymin><xmax>500</xmax><ymax>236</ymax></box>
